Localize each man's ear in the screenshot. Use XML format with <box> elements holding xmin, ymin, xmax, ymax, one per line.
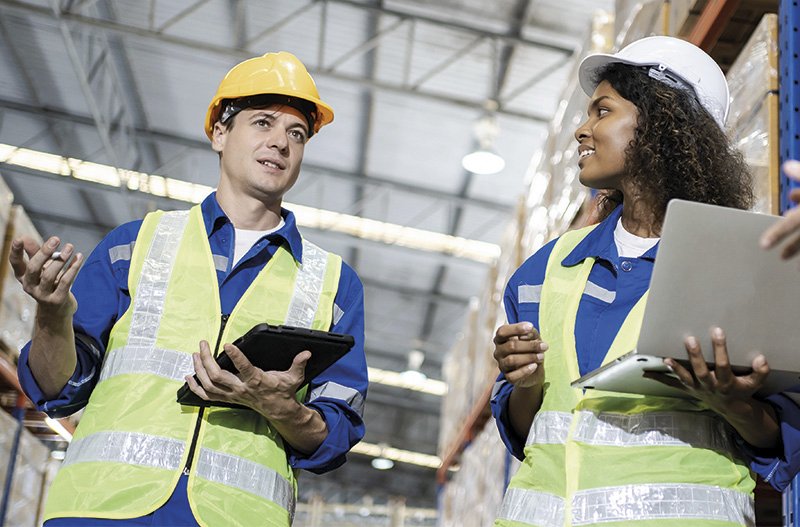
<box><xmin>211</xmin><ymin>122</ymin><xmax>227</xmax><ymax>153</ymax></box>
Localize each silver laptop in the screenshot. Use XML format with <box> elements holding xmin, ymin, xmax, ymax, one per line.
<box><xmin>571</xmin><ymin>199</ymin><xmax>800</xmax><ymax>398</ymax></box>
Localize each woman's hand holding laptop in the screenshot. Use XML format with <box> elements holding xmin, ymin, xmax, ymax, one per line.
<box><xmin>647</xmin><ymin>327</ymin><xmax>780</xmax><ymax>449</ymax></box>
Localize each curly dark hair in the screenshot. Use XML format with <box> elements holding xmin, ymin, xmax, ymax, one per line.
<box><xmin>593</xmin><ymin>63</ymin><xmax>753</xmax><ymax>223</ymax></box>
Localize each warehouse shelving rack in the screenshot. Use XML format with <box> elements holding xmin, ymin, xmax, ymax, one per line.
<box><xmin>779</xmin><ymin>1</ymin><xmax>800</xmax><ymax>525</ymax></box>
<box><xmin>0</xmin><ymin>354</ymin><xmax>75</xmax><ymax>527</ymax></box>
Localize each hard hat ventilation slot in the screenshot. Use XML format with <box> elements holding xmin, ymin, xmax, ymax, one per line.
<box><xmin>646</xmin><ymin>66</ymin><xmax>692</xmax><ymax>95</ymax></box>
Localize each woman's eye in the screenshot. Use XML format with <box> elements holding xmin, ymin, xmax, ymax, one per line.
<box><xmin>598</xmin><ymin>108</ymin><xmax>609</xmax><ymax>117</ymax></box>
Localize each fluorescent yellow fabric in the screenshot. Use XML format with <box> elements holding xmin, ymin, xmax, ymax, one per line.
<box><xmin>45</xmin><ymin>205</ymin><xmax>342</xmax><ymax>527</ymax></box>
<box><xmin>496</xmin><ymin>225</ymin><xmax>754</xmax><ymax>527</ymax></box>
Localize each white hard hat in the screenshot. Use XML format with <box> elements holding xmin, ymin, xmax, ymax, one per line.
<box><xmin>578</xmin><ymin>36</ymin><xmax>729</xmax><ymax>128</ymax></box>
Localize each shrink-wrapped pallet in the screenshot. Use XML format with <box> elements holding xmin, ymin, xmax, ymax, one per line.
<box><xmin>438</xmin><ymin>196</ymin><xmax>528</xmax><ymax>456</ymax></box>
<box><xmin>0</xmin><ymin>409</ymin><xmax>16</xmax><ymax>493</ymax></box>
<box><xmin>615</xmin><ymin>0</ymin><xmax>695</xmax><ymax>47</ymax></box>
<box><xmin>0</xmin><ymin>206</ymin><xmax>41</xmax><ymax>360</ymax></box>
<box><xmin>438</xmin><ymin>419</ymin><xmax>509</xmax><ymax>527</ymax></box>
<box><xmin>0</xmin><ymin>175</ymin><xmax>13</xmax><ymax>264</ymax></box>
<box><xmin>0</xmin><ymin>408</ymin><xmax>51</xmax><ymax>527</ymax></box>
<box><xmin>725</xmin><ymin>14</ymin><xmax>779</xmax><ymax>214</ymax></box>
<box><xmin>6</xmin><ymin>425</ymin><xmax>49</xmax><ymax>526</ymax></box>
<box><xmin>0</xmin><ymin>175</ymin><xmax>17</xmax><ymax>364</ymax></box>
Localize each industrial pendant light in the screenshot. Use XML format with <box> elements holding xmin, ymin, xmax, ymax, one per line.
<box><xmin>462</xmin><ymin>106</ymin><xmax>505</xmax><ymax>175</ymax></box>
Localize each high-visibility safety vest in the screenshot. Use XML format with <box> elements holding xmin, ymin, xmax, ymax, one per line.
<box><xmin>44</xmin><ymin>205</ymin><xmax>343</xmax><ymax>527</ymax></box>
<box><xmin>496</xmin><ymin>224</ymin><xmax>755</xmax><ymax>527</ymax></box>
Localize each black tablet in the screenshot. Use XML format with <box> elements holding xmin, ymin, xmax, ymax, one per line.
<box><xmin>176</xmin><ymin>323</ymin><xmax>355</xmax><ymax>408</ymax></box>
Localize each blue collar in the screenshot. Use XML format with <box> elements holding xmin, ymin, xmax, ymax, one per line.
<box><xmin>200</xmin><ymin>192</ymin><xmax>305</xmax><ymax>263</ymax></box>
<box><xmin>561</xmin><ymin>205</ymin><xmax>659</xmax><ymax>266</ymax></box>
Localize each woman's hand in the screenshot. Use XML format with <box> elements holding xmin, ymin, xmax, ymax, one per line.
<box><xmin>663</xmin><ymin>327</ymin><xmax>769</xmax><ymax>415</ymax></box>
<box><xmin>655</xmin><ymin>327</ymin><xmax>779</xmax><ymax>449</ymax></box>
<box><xmin>494</xmin><ymin>322</ymin><xmax>550</xmax><ymax>438</ymax></box>
<box><xmin>493</xmin><ymin>322</ymin><xmax>548</xmax><ymax>388</ymax></box>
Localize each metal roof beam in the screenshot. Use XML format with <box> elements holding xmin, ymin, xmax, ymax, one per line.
<box><xmin>154</xmin><ymin>0</ymin><xmax>212</xmax><ymax>33</ymax></box>
<box><xmin>327</xmin><ymin>0</ymin><xmax>575</xmax><ymax>54</ymax></box>
<box><xmin>227</xmin><ymin>0</ymin><xmax>247</xmax><ymax>50</ymax></box>
<box><xmin>0</xmin><ymin>0</ymin><xmax>551</xmax><ymax>122</ymax></box>
<box><xmin>95</xmin><ymin>1</ymin><xmax>163</xmax><ymax>173</ymax></box>
<box><xmin>47</xmin><ymin>0</ymin><xmax>129</xmax><ymax>167</ymax></box>
<box><xmin>0</xmin><ymin>13</ymin><xmax>73</xmax><ymax>155</ymax></box>
<box><xmin>244</xmin><ymin>0</ymin><xmax>319</xmax><ymax>49</ymax></box>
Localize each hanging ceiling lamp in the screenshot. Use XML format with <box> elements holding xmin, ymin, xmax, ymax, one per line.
<box><xmin>462</xmin><ymin>103</ymin><xmax>505</xmax><ymax>175</ymax></box>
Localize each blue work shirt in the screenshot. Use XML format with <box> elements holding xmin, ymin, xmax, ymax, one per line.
<box><xmin>490</xmin><ymin>205</ymin><xmax>800</xmax><ymax>492</ymax></box>
<box><xmin>18</xmin><ymin>192</ymin><xmax>369</xmax><ymax>525</ymax></box>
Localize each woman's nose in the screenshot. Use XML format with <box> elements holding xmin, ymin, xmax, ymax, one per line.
<box><xmin>574</xmin><ymin>120</ymin><xmax>591</xmax><ymax>142</ymax></box>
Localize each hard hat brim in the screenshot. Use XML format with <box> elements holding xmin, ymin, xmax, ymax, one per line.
<box><xmin>204</xmin><ymin>91</ymin><xmax>334</xmax><ymax>141</ymax></box>
<box><xmin>578</xmin><ymin>53</ymin><xmax>664</xmax><ymax>97</ymax></box>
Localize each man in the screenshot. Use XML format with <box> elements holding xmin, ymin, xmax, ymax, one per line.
<box><xmin>11</xmin><ymin>51</ymin><xmax>368</xmax><ymax>527</ymax></box>
<box><xmin>762</xmin><ymin>159</ymin><xmax>800</xmax><ymax>258</ymax></box>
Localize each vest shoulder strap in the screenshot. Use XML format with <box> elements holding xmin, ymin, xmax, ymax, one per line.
<box><xmin>544</xmin><ymin>223</ymin><xmax>599</xmax><ymax>278</ymax></box>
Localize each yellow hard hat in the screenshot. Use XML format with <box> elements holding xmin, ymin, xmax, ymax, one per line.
<box><xmin>204</xmin><ymin>51</ymin><xmax>334</xmax><ymax>140</ymax></box>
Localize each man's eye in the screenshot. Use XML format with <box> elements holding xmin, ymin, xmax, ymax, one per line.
<box><xmin>254</xmin><ymin>119</ymin><xmax>270</xmax><ymax>127</ymax></box>
<box><xmin>289</xmin><ymin>130</ymin><xmax>307</xmax><ymax>142</ymax></box>
<box><xmin>598</xmin><ymin>108</ymin><xmax>609</xmax><ymax>117</ymax></box>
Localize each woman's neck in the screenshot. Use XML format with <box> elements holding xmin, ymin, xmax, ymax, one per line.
<box><xmin>619</xmin><ymin>190</ymin><xmax>661</xmax><ymax>237</ymax></box>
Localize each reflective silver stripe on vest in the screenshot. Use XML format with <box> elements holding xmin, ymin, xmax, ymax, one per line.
<box><xmin>127</xmin><ymin>211</ymin><xmax>189</xmax><ymax>350</ymax></box>
<box><xmin>196</xmin><ymin>447</ymin><xmax>295</xmax><ymax>519</ymax></box>
<box><xmin>100</xmin><ymin>211</ymin><xmax>190</xmax><ymax>384</ymax></box>
<box><xmin>108</xmin><ymin>241</ymin><xmax>135</xmax><ymax>263</ymax></box>
<box><xmin>62</xmin><ymin>430</ymin><xmax>184</xmax><ymax>471</ymax></box>
<box><xmin>518</xmin><ymin>284</ymin><xmax>542</xmax><ymax>304</ymax></box>
<box><xmin>284</xmin><ymin>240</ymin><xmax>329</xmax><ymax>328</ymax></box>
<box><xmin>99</xmin><ymin>346</ymin><xmax>194</xmax><ymax>383</ymax></box>
<box><xmin>526</xmin><ymin>411</ymin><xmax>571</xmax><ymax>446</ymax></box>
<box><xmin>308</xmin><ymin>382</ymin><xmax>365</xmax><ymax>417</ymax></box>
<box><xmin>526</xmin><ymin>410</ymin><xmax>735</xmax><ymax>453</ymax></box>
<box><xmin>583</xmin><ymin>281</ymin><xmax>615</xmax><ymax>303</ymax></box>
<box><xmin>572</xmin><ymin>410</ymin><xmax>734</xmax><ymax>451</ymax></box>
<box><xmin>498</xmin><ymin>487</ymin><xmax>565</xmax><ymax>527</ymax></box>
<box><xmin>572</xmin><ymin>483</ymin><xmax>754</xmax><ymax>526</ymax></box>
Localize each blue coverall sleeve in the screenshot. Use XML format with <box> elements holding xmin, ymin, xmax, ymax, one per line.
<box><xmin>736</xmin><ymin>393</ymin><xmax>800</xmax><ymax>492</ymax></box>
<box><xmin>490</xmin><ymin>280</ymin><xmax>527</xmax><ymax>460</ymax></box>
<box><xmin>17</xmin><ymin>222</ymin><xmax>139</xmax><ymax>418</ymax></box>
<box><xmin>287</xmin><ymin>262</ymin><xmax>368</xmax><ymax>473</ymax></box>
<box><xmin>490</xmin><ymin>240</ymin><xmax>556</xmax><ymax>460</ymax></box>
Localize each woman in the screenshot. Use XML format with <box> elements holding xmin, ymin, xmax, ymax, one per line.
<box><xmin>491</xmin><ymin>36</ymin><xmax>800</xmax><ymax>527</ymax></box>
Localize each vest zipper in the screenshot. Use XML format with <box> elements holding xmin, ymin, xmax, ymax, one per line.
<box><xmin>183</xmin><ymin>313</ymin><xmax>230</xmax><ymax>475</ymax></box>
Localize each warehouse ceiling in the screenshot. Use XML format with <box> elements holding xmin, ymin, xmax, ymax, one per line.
<box><xmin>0</xmin><ymin>0</ymin><xmax>612</xmax><ymax>514</ymax></box>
